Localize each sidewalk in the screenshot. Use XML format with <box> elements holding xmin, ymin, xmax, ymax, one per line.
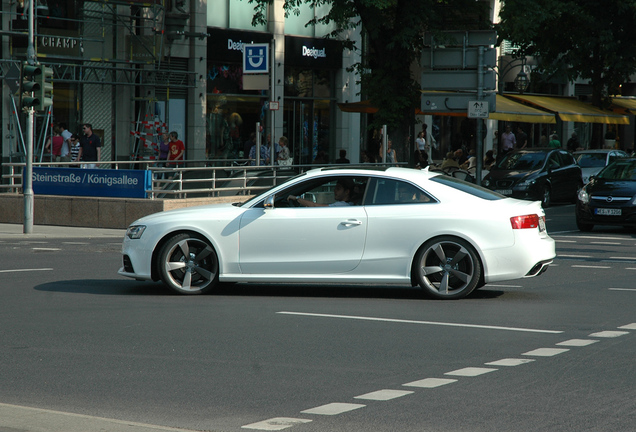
<box><xmin>0</xmin><ymin>223</ymin><xmax>125</xmax><ymax>239</ymax></box>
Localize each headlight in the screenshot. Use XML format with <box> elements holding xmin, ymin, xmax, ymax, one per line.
<box><xmin>578</xmin><ymin>188</ymin><xmax>589</xmax><ymax>204</ymax></box>
<box><xmin>126</xmin><ymin>225</ymin><xmax>146</xmax><ymax>239</ymax></box>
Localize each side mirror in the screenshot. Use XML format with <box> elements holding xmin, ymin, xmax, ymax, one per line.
<box><xmin>264</xmin><ymin>195</ymin><xmax>275</xmax><ymax>209</ymax></box>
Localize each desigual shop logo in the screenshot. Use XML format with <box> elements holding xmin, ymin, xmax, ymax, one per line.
<box><xmin>227</xmin><ymin>38</ymin><xmax>254</xmax><ymax>52</ymax></box>
<box><xmin>302</xmin><ymin>46</ymin><xmax>326</xmax><ymax>59</ymax></box>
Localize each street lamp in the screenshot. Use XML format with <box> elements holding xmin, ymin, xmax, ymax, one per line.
<box><xmin>496</xmin><ymin>55</ymin><xmax>530</xmax><ymax>94</ymax></box>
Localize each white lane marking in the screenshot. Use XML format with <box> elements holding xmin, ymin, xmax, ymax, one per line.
<box><xmin>572</xmin><ymin>265</ymin><xmax>611</xmax><ymax>269</ymax></box>
<box><xmin>301</xmin><ymin>403</ymin><xmax>365</xmax><ymax>415</ymax></box>
<box><xmin>592</xmin><ymin>242</ymin><xmax>622</xmax><ymax>245</ymax></box>
<box><xmin>609</xmin><ymin>288</ymin><xmax>636</xmax><ymax>291</ymax></box>
<box><xmin>626</xmin><ymin>268</ymin><xmax>636</xmax><ymax>270</ymax></box>
<box><xmin>354</xmin><ymin>389</ymin><xmax>413</xmax><ymax>401</ymax></box>
<box><xmin>445</xmin><ymin>367</ymin><xmax>497</xmax><ymax>377</ymax></box>
<box><xmin>589</xmin><ymin>331</ymin><xmax>630</xmax><ymax>338</ymax></box>
<box><xmin>522</xmin><ymin>348</ymin><xmax>569</xmax><ymax>357</ymax></box>
<box><xmin>556</xmin><ymin>339</ymin><xmax>598</xmax><ymax>347</ymax></box>
<box><xmin>618</xmin><ymin>323</ymin><xmax>636</xmax><ymax>330</ymax></box>
<box><xmin>609</xmin><ymin>256</ymin><xmax>636</xmax><ymax>260</ymax></box>
<box><xmin>403</xmin><ymin>378</ymin><xmax>457</xmax><ymax>388</ymax></box>
<box><xmin>484</xmin><ymin>284</ymin><xmax>523</xmax><ymax>288</ymax></box>
<box><xmin>277</xmin><ymin>312</ymin><xmax>563</xmax><ymax>334</ymax></box>
<box><xmin>485</xmin><ymin>358</ymin><xmax>535</xmax><ymax>367</ymax></box>
<box><xmin>559</xmin><ymin>254</ymin><xmax>592</xmax><ymax>258</ymax></box>
<box><xmin>242</xmin><ymin>418</ymin><xmax>312</xmax><ymax>430</ymax></box>
<box><xmin>555</xmin><ymin>240</ymin><xmax>576</xmax><ymax>243</ymax></box>
<box><xmin>0</xmin><ymin>268</ymin><xmax>53</xmax><ymax>273</ymax></box>
<box><xmin>32</xmin><ymin>247</ymin><xmax>62</xmax><ymax>251</ymax></box>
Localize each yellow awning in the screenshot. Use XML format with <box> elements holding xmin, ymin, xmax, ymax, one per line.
<box><xmin>489</xmin><ymin>95</ymin><xmax>556</xmax><ymax>123</ymax></box>
<box><xmin>506</xmin><ymin>94</ymin><xmax>630</xmax><ymax>124</ymax></box>
<box><xmin>611</xmin><ymin>97</ymin><xmax>636</xmax><ymax>111</ymax></box>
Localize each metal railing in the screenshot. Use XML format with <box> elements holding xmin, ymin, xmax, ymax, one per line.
<box><xmin>1</xmin><ymin>159</ymin><xmax>402</xmax><ymax>198</ymax></box>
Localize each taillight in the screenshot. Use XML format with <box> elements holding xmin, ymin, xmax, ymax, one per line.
<box><xmin>510</xmin><ymin>214</ymin><xmax>540</xmax><ymax>229</ymax></box>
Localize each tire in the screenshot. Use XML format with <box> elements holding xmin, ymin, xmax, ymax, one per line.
<box><xmin>413</xmin><ymin>236</ymin><xmax>482</xmax><ymax>300</ymax></box>
<box><xmin>576</xmin><ymin>218</ymin><xmax>594</xmax><ymax>232</ymax></box>
<box><xmin>541</xmin><ymin>186</ymin><xmax>552</xmax><ymax>208</ymax></box>
<box><xmin>157</xmin><ymin>233</ymin><xmax>219</xmax><ymax>295</ymax></box>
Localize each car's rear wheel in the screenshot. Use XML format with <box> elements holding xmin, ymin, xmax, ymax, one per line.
<box><xmin>158</xmin><ymin>233</ymin><xmax>219</xmax><ymax>295</ymax></box>
<box><xmin>414</xmin><ymin>236</ymin><xmax>481</xmax><ymax>300</ymax></box>
<box><xmin>541</xmin><ymin>186</ymin><xmax>552</xmax><ymax>207</ymax></box>
<box><xmin>576</xmin><ymin>218</ymin><xmax>594</xmax><ymax>232</ymax></box>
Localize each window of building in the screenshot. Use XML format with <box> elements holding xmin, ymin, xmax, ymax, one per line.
<box><xmin>208</xmin><ymin>0</ymin><xmax>267</xmax><ymax>31</ymax></box>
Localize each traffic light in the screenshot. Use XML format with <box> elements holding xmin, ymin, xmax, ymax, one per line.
<box><xmin>19</xmin><ymin>62</ymin><xmax>53</xmax><ymax>112</ymax></box>
<box><xmin>36</xmin><ymin>65</ymin><xmax>53</xmax><ymax>112</ymax></box>
<box><xmin>21</xmin><ymin>62</ymin><xmax>41</xmax><ymax>109</ymax></box>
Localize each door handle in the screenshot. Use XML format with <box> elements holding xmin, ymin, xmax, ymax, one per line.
<box><xmin>340</xmin><ymin>219</ymin><xmax>362</xmax><ymax>226</ymax></box>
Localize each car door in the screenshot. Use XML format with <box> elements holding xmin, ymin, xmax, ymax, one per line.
<box><xmin>238</xmin><ymin>176</ymin><xmax>368</xmax><ymax>274</ymax></box>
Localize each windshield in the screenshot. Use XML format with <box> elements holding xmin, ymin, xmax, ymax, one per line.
<box><xmin>496</xmin><ymin>152</ymin><xmax>546</xmax><ymax>171</ymax></box>
<box><xmin>597</xmin><ymin>159</ymin><xmax>636</xmax><ymax>180</ymax></box>
<box><xmin>575</xmin><ymin>153</ymin><xmax>606</xmax><ymax>168</ymax></box>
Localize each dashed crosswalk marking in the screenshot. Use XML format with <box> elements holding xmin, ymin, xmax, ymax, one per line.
<box><xmin>589</xmin><ymin>330</ymin><xmax>630</xmax><ymax>338</ymax></box>
<box><xmin>354</xmin><ymin>389</ymin><xmax>413</xmax><ymax>401</ymax></box>
<box><xmin>402</xmin><ymin>378</ymin><xmax>457</xmax><ymax>388</ymax></box>
<box><xmin>557</xmin><ymin>339</ymin><xmax>598</xmax><ymax>347</ymax></box>
<box><xmin>242</xmin><ymin>418</ymin><xmax>312</xmax><ymax>430</ymax></box>
<box><xmin>301</xmin><ymin>403</ymin><xmax>365</xmax><ymax>416</ymax></box>
<box><xmin>444</xmin><ymin>367</ymin><xmax>497</xmax><ymax>377</ymax></box>
<box><xmin>618</xmin><ymin>323</ymin><xmax>636</xmax><ymax>330</ymax></box>
<box><xmin>485</xmin><ymin>358</ymin><xmax>535</xmax><ymax>367</ymax></box>
<box><xmin>522</xmin><ymin>348</ymin><xmax>569</xmax><ymax>357</ymax></box>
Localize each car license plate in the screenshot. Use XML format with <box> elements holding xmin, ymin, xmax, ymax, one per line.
<box><xmin>538</xmin><ymin>217</ymin><xmax>546</xmax><ymax>232</ymax></box>
<box><xmin>495</xmin><ymin>189</ymin><xmax>512</xmax><ymax>196</ymax></box>
<box><xmin>595</xmin><ymin>208</ymin><xmax>622</xmax><ymax>216</ymax></box>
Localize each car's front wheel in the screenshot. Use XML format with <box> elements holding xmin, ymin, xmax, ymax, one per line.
<box><xmin>414</xmin><ymin>236</ymin><xmax>481</xmax><ymax>300</ymax></box>
<box><xmin>157</xmin><ymin>233</ymin><xmax>219</xmax><ymax>295</ymax></box>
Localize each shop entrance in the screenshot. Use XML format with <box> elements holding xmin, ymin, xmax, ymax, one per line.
<box><xmin>283</xmin><ymin>99</ymin><xmax>332</xmax><ymax>164</ymax></box>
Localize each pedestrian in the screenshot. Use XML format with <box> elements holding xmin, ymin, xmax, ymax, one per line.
<box><xmin>516</xmin><ymin>126</ymin><xmax>528</xmax><ymax>149</ymax></box>
<box><xmin>335</xmin><ymin>149</ymin><xmax>350</xmax><ymax>164</ymax></box>
<box><xmin>567</xmin><ymin>132</ymin><xmax>580</xmax><ymax>152</ymax></box>
<box><xmin>167</xmin><ymin>131</ymin><xmax>185</xmax><ymax>166</ymax></box>
<box><xmin>548</xmin><ymin>134</ymin><xmax>561</xmax><ymax>148</ymax></box>
<box><xmin>76</xmin><ymin>123</ymin><xmax>101</xmax><ymax>169</ymax></box>
<box><xmin>44</xmin><ymin>125</ymin><xmax>64</xmax><ymax>162</ymax></box>
<box><xmin>58</xmin><ymin>122</ymin><xmax>73</xmax><ymax>162</ymax></box>
<box><xmin>501</xmin><ymin>125</ymin><xmax>516</xmax><ymax>156</ymax></box>
<box><xmin>69</xmin><ymin>133</ymin><xmax>81</xmax><ymax>167</ymax></box>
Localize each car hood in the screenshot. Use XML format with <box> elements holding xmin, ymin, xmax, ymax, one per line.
<box><xmin>132</xmin><ymin>202</ymin><xmax>242</xmax><ymax>225</ymax></box>
<box><xmin>586</xmin><ymin>179</ymin><xmax>636</xmax><ymax>196</ymax></box>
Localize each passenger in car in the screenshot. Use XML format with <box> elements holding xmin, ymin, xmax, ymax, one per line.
<box><xmin>288</xmin><ymin>178</ymin><xmax>355</xmax><ymax>207</ymax></box>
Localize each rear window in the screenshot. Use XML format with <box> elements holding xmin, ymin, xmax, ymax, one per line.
<box><xmin>430</xmin><ymin>175</ymin><xmax>505</xmax><ymax>200</ymax></box>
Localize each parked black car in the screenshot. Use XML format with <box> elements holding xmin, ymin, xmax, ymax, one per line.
<box><xmin>482</xmin><ymin>148</ymin><xmax>583</xmax><ymax>207</ymax></box>
<box><xmin>575</xmin><ymin>158</ymin><xmax>636</xmax><ymax>231</ymax></box>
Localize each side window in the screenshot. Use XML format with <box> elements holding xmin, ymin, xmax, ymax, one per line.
<box><xmin>365</xmin><ymin>178</ymin><xmax>432</xmax><ymax>205</ymax></box>
<box><xmin>548</xmin><ymin>154</ymin><xmax>561</xmax><ymax>169</ymax></box>
<box><xmin>266</xmin><ymin>175</ymin><xmax>368</xmax><ymax>207</ymax></box>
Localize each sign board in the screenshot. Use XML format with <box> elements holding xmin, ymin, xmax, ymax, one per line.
<box><xmin>32</xmin><ymin>168</ymin><xmax>152</xmax><ymax>198</ymax></box>
<box><xmin>421</xmin><ymin>70</ymin><xmax>496</xmax><ymax>91</ymax></box>
<box><xmin>468</xmin><ymin>100</ymin><xmax>490</xmax><ymax>118</ymax></box>
<box><xmin>421</xmin><ymin>48</ymin><xmax>496</xmax><ymax>69</ymax></box>
<box><xmin>243</xmin><ymin>43</ymin><xmax>269</xmax><ymax>74</ymax></box>
<box><xmin>243</xmin><ymin>74</ymin><xmax>269</xmax><ymax>90</ymax></box>
<box><xmin>269</xmin><ymin>101</ymin><xmax>279</xmax><ymax>110</ymax></box>
<box><xmin>423</xmin><ymin>30</ymin><xmax>497</xmax><ymax>47</ymax></box>
<box><xmin>421</xmin><ymin>92</ymin><xmax>496</xmax><ymax>113</ymax></box>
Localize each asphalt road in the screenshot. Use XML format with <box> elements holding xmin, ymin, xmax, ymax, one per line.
<box><xmin>1</xmin><ymin>206</ymin><xmax>635</xmax><ymax>432</ymax></box>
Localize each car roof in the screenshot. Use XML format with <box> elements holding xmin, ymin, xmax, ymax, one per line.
<box><xmin>574</xmin><ymin>149</ymin><xmax>623</xmax><ymax>154</ymax></box>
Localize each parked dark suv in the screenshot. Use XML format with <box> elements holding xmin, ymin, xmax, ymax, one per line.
<box><xmin>483</xmin><ymin>148</ymin><xmax>583</xmax><ymax>207</ymax></box>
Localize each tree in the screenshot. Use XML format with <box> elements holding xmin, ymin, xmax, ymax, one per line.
<box><xmin>251</xmin><ymin>0</ymin><xmax>490</xmax><ymax>160</ymax></box>
<box><xmin>497</xmin><ymin>0</ymin><xmax>636</xmax><ymax>108</ymax></box>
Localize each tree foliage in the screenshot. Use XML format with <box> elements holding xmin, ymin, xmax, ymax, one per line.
<box><xmin>497</xmin><ymin>0</ymin><xmax>636</xmax><ymax>107</ymax></box>
<box><xmin>251</xmin><ymin>0</ymin><xmax>490</xmax><ymax>148</ymax></box>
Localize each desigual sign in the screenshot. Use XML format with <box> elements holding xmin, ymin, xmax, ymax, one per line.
<box><xmin>302</xmin><ymin>46</ymin><xmax>327</xmax><ymax>59</ymax></box>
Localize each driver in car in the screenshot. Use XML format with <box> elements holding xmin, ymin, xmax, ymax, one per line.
<box><xmin>288</xmin><ymin>178</ymin><xmax>354</xmax><ymax>207</ymax></box>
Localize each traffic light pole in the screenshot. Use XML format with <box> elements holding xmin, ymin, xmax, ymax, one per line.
<box><xmin>24</xmin><ymin>0</ymin><xmax>36</xmax><ymax>234</ymax></box>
